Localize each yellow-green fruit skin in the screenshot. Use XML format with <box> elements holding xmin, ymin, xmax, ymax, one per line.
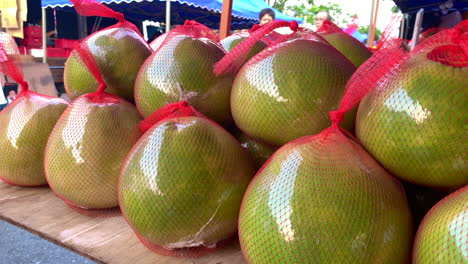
<box><xmin>119</xmin><ymin>116</ymin><xmax>255</xmax><ymax>249</ymax></box>
<box><xmin>45</xmin><ymin>93</ymin><xmax>142</xmax><ymax>209</ymax></box>
<box><xmin>0</xmin><ymin>93</ymin><xmax>69</xmax><ymax>186</ymax></box>
<box><xmin>321</xmin><ymin>33</ymin><xmax>373</xmax><ymax>67</ymax></box>
<box><xmin>64</xmin><ymin>27</ymin><xmax>151</xmax><ymax>102</ymax></box>
<box><xmin>135</xmin><ymin>35</ymin><xmax>233</xmax><ymax>127</ymax></box>
<box><xmin>231</xmin><ymin>39</ymin><xmax>356</xmax><ymax>146</ymax></box>
<box><xmin>356</xmin><ymin>53</ymin><xmax>467</xmax><ymax>189</ymax></box>
<box><xmin>239</xmin><ymin>129</ymin><xmax>413</xmax><ymax>264</ymax></box>
<box><xmin>413</xmin><ymin>186</ymin><xmax>468</xmax><ymax>264</ymax></box>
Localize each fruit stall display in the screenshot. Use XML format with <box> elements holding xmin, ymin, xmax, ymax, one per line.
<box><xmin>0</xmin><ymin>0</ymin><xmax>466</xmax><ymax>263</ymax></box>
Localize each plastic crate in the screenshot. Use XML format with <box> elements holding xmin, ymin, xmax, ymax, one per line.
<box><xmin>23</xmin><ymin>26</ymin><xmax>43</xmax><ymax>48</ymax></box>
<box><xmin>55</xmin><ymin>39</ymin><xmax>80</xmax><ymax>49</ymax></box>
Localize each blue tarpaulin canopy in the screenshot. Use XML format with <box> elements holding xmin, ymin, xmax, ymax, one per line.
<box><xmin>41</xmin><ymin>0</ymin><xmax>302</xmax><ymax>29</ymax></box>
<box><xmin>393</xmin><ymin>0</ymin><xmax>468</xmax><ymax>13</ymax></box>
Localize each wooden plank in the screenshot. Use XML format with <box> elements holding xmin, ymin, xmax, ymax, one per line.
<box><xmin>219</xmin><ymin>0</ymin><xmax>233</xmax><ymax>39</ymax></box>
<box><xmin>0</xmin><ymin>182</ymin><xmax>246</xmax><ymax>264</ymax></box>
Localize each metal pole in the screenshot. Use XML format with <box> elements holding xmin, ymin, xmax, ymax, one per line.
<box><xmin>369</xmin><ymin>0</ymin><xmax>380</xmax><ymax>47</ymax></box>
<box><xmin>399</xmin><ymin>13</ymin><xmax>406</xmax><ymax>39</ymax></box>
<box><xmin>77</xmin><ymin>15</ymin><xmax>87</xmax><ymax>39</ymax></box>
<box><xmin>367</xmin><ymin>0</ymin><xmax>376</xmax><ymax>46</ymax></box>
<box><xmin>166</xmin><ymin>0</ymin><xmax>171</xmax><ymax>33</ymax></box>
<box><xmin>42</xmin><ymin>8</ymin><xmax>47</xmax><ymax>63</ymax></box>
<box><xmin>220</xmin><ymin>0</ymin><xmax>233</xmax><ymax>39</ymax></box>
<box><xmin>409</xmin><ymin>9</ymin><xmax>424</xmax><ymax>50</ymax></box>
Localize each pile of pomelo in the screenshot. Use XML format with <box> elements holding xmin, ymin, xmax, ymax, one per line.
<box><xmin>0</xmin><ymin>1</ymin><xmax>466</xmax><ymax>261</ymax></box>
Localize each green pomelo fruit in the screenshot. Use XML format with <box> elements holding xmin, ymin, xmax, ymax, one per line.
<box><xmin>413</xmin><ymin>186</ymin><xmax>467</xmax><ymax>264</ymax></box>
<box><xmin>135</xmin><ymin>35</ymin><xmax>233</xmax><ymax>126</ymax></box>
<box><xmin>231</xmin><ymin>39</ymin><xmax>356</xmax><ymax>146</ymax></box>
<box><xmin>356</xmin><ymin>52</ymin><xmax>467</xmax><ymax>189</ymax></box>
<box><xmin>64</xmin><ymin>27</ymin><xmax>152</xmax><ymax>102</ymax></box>
<box><xmin>149</xmin><ymin>32</ymin><xmax>168</xmax><ymax>51</ymax></box>
<box><xmin>0</xmin><ymin>93</ymin><xmax>68</xmax><ymax>186</ymax></box>
<box><xmin>45</xmin><ymin>93</ymin><xmax>142</xmax><ymax>209</ymax></box>
<box><xmin>321</xmin><ymin>33</ymin><xmax>373</xmax><ymax>67</ymax></box>
<box><xmin>239</xmin><ymin>129</ymin><xmax>413</xmax><ymax>263</ymax></box>
<box><xmin>236</xmin><ymin>132</ymin><xmax>278</xmax><ymax>170</ymax></box>
<box><xmin>220</xmin><ymin>33</ymin><xmax>267</xmax><ymax>63</ymax></box>
<box><xmin>119</xmin><ymin>116</ymin><xmax>255</xmax><ymax>249</ymax></box>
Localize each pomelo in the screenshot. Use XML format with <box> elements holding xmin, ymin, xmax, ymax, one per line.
<box><xmin>0</xmin><ymin>92</ymin><xmax>68</xmax><ymax>186</ymax></box>
<box><xmin>413</xmin><ymin>186</ymin><xmax>467</xmax><ymax>264</ymax></box>
<box><xmin>149</xmin><ymin>32</ymin><xmax>168</xmax><ymax>51</ymax></box>
<box><xmin>135</xmin><ymin>35</ymin><xmax>233</xmax><ymax>126</ymax></box>
<box><xmin>45</xmin><ymin>93</ymin><xmax>142</xmax><ymax>209</ymax></box>
<box><xmin>220</xmin><ymin>32</ymin><xmax>267</xmax><ymax>63</ymax></box>
<box><xmin>317</xmin><ymin>21</ymin><xmax>372</xmax><ymax>68</ymax></box>
<box><xmin>356</xmin><ymin>45</ymin><xmax>467</xmax><ymax>189</ymax></box>
<box><xmin>64</xmin><ymin>27</ymin><xmax>151</xmax><ymax>102</ymax></box>
<box><xmin>239</xmin><ymin>128</ymin><xmax>413</xmax><ymax>263</ymax></box>
<box><xmin>319</xmin><ymin>33</ymin><xmax>372</xmax><ymax>68</ymax></box>
<box><xmin>231</xmin><ymin>38</ymin><xmax>356</xmax><ymax>146</ymax></box>
<box><xmin>119</xmin><ymin>116</ymin><xmax>255</xmax><ymax>252</ymax></box>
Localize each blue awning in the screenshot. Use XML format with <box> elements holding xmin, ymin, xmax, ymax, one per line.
<box><xmin>393</xmin><ymin>0</ymin><xmax>468</xmax><ymax>13</ymax></box>
<box><xmin>41</xmin><ymin>0</ymin><xmax>302</xmax><ymax>29</ymax></box>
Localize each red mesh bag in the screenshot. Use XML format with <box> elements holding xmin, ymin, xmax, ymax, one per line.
<box><xmin>215</xmin><ymin>20</ymin><xmax>356</xmax><ymax>147</ymax></box>
<box><xmin>44</xmin><ymin>43</ymin><xmax>142</xmax><ymax>216</ymax></box>
<box><xmin>220</xmin><ymin>28</ymin><xmax>268</xmax><ymax>65</ymax></box>
<box><xmin>412</xmin><ymin>185</ymin><xmax>467</xmax><ymax>264</ymax></box>
<box><xmin>373</xmin><ymin>14</ymin><xmax>405</xmax><ymax>52</ymax></box>
<box><xmin>238</xmin><ymin>42</ymin><xmax>413</xmax><ymax>263</ymax></box>
<box><xmin>419</xmin><ymin>27</ymin><xmax>450</xmax><ymax>44</ymax></box>
<box><xmin>134</xmin><ymin>20</ymin><xmax>235</xmax><ymax>127</ymax></box>
<box><xmin>0</xmin><ymin>44</ymin><xmax>69</xmax><ymax>186</ymax></box>
<box><xmin>0</xmin><ymin>32</ymin><xmax>20</xmax><ymax>55</ymax></box>
<box><xmin>64</xmin><ymin>0</ymin><xmax>151</xmax><ymax>102</ymax></box>
<box><xmin>149</xmin><ymin>32</ymin><xmax>168</xmax><ymax>51</ymax></box>
<box><xmin>356</xmin><ymin>20</ymin><xmax>468</xmax><ymax>189</ymax></box>
<box><xmin>317</xmin><ymin>20</ymin><xmax>373</xmax><ymax>67</ymax></box>
<box><xmin>118</xmin><ymin>101</ymin><xmax>255</xmax><ymax>257</ymax></box>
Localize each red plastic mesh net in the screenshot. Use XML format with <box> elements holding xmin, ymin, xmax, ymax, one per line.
<box><xmin>149</xmin><ymin>32</ymin><xmax>168</xmax><ymax>51</ymax></box>
<box><xmin>118</xmin><ymin>102</ymin><xmax>255</xmax><ymax>257</ymax></box>
<box><xmin>134</xmin><ymin>21</ymin><xmax>235</xmax><ymax>128</ymax></box>
<box><xmin>0</xmin><ymin>32</ymin><xmax>20</xmax><ymax>55</ymax></box>
<box><xmin>44</xmin><ymin>41</ymin><xmax>142</xmax><ymax>216</ymax></box>
<box><xmin>316</xmin><ymin>20</ymin><xmax>373</xmax><ymax>67</ymax></box>
<box><xmin>356</xmin><ymin>20</ymin><xmax>468</xmax><ymax>189</ymax></box>
<box><xmin>214</xmin><ymin>20</ymin><xmax>302</xmax><ymax>76</ymax></box>
<box><xmin>374</xmin><ymin>14</ymin><xmax>404</xmax><ymax>51</ymax></box>
<box><xmin>412</xmin><ymin>186</ymin><xmax>467</xmax><ymax>264</ymax></box>
<box><xmin>64</xmin><ymin>0</ymin><xmax>151</xmax><ymax>102</ymax></box>
<box><xmin>419</xmin><ymin>27</ymin><xmax>448</xmax><ymax>44</ymax></box>
<box><xmin>219</xmin><ymin>29</ymin><xmax>268</xmax><ymax>67</ymax></box>
<box><xmin>0</xmin><ymin>44</ymin><xmax>69</xmax><ymax>186</ymax></box>
<box><xmin>238</xmin><ymin>41</ymin><xmax>413</xmax><ymax>264</ymax></box>
<box><xmin>224</xmin><ymin>23</ymin><xmax>356</xmax><ymax>147</ymax></box>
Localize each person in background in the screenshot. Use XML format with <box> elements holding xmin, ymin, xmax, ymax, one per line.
<box><xmin>6</xmin><ymin>90</ymin><xmax>16</xmax><ymax>104</ymax></box>
<box><xmin>259</xmin><ymin>8</ymin><xmax>276</xmax><ymax>26</ymax></box>
<box><xmin>315</xmin><ymin>10</ymin><xmax>332</xmax><ymax>30</ymax></box>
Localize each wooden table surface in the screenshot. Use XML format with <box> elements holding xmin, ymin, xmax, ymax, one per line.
<box><xmin>0</xmin><ymin>181</ymin><xmax>246</xmax><ymax>264</ymax></box>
